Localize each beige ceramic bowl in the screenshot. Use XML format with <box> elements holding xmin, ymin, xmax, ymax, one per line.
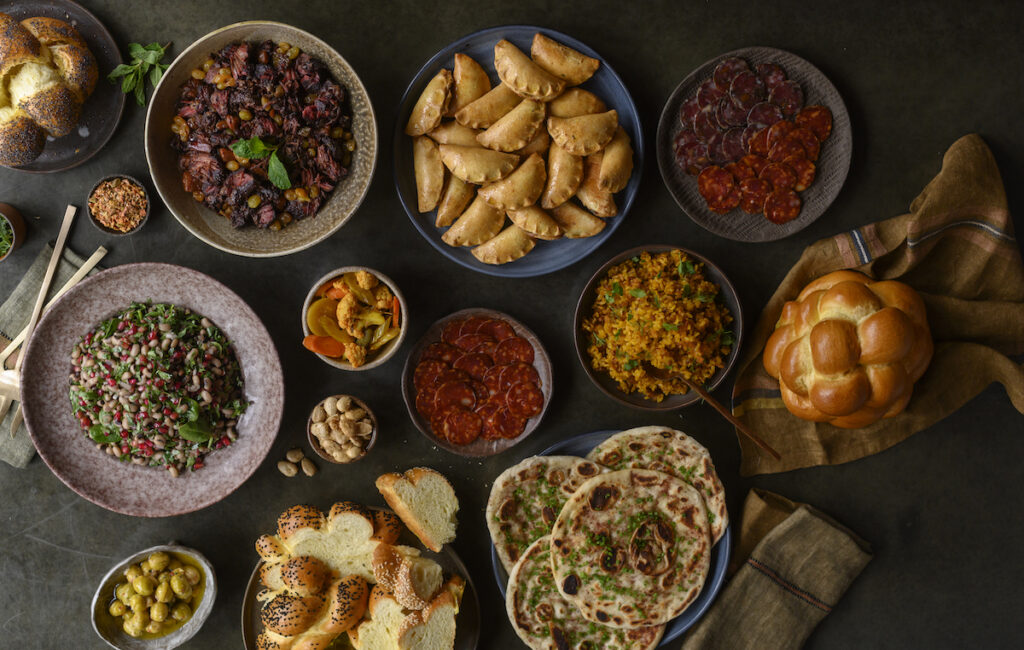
<box><xmin>306</xmin><ymin>394</ymin><xmax>377</xmax><ymax>464</ymax></box>
<box><xmin>144</xmin><ymin>21</ymin><xmax>377</xmax><ymax>257</ymax></box>
<box><xmin>301</xmin><ymin>266</ymin><xmax>408</xmax><ymax>371</ymax></box>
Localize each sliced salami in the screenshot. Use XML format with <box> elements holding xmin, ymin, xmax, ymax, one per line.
<box><xmin>415</xmin><ymin>388</ymin><xmax>437</xmax><ymax>418</ymax></box>
<box><xmin>764</xmin><ymin>189</ymin><xmax>802</xmax><ymax>224</ymax></box>
<box><xmin>715</xmin><ymin>97</ymin><xmax>748</xmax><ymax>129</ymax></box>
<box><xmin>675</xmin><ymin>141</ymin><xmax>711</xmax><ymax>176</ymax></box>
<box><xmin>788</xmin><ymin>128</ymin><xmax>821</xmax><ymax>161</ymax></box>
<box><xmin>430</xmin><ymin>404</ymin><xmax>460</xmax><ymax>437</ymax></box>
<box><xmin>785</xmin><ymin>156</ymin><xmax>817</xmax><ymax>192</ymax></box>
<box><xmin>728</xmin><ymin>70</ymin><xmax>765</xmax><ymax>110</ymax></box>
<box><xmin>488</xmin><ymin>407</ymin><xmax>527</xmax><ymax>440</ymax></box>
<box><xmin>453</xmin><ymin>352</ymin><xmax>493</xmax><ymax>379</ymax></box>
<box><xmin>722</xmin><ymin>128</ymin><xmax>746</xmax><ymax>161</ymax></box>
<box><xmin>479</xmin><ymin>318</ymin><xmax>517</xmax><ymax>341</ymax></box>
<box><xmin>740</xmin><ymin>124</ymin><xmax>761</xmax><ymax>153</ymax></box>
<box><xmin>493</xmin><ymin>336</ymin><xmax>535</xmax><ymax>365</ymax></box>
<box><xmin>768</xmin><ymin>136</ymin><xmax>806</xmax><ymax>163</ymax></box>
<box><xmin>746</xmin><ymin>101</ymin><xmax>784</xmax><ymax>128</ymax></box>
<box><xmin>459</xmin><ymin>316</ymin><xmax>490</xmax><ymax>336</ymax></box>
<box><xmin>739</xmin><ymin>177</ymin><xmax>771</xmax><ymax>214</ymax></box>
<box><xmin>795</xmin><ymin>105</ymin><xmax>833</xmax><ymax>141</ymax></box>
<box><xmin>696</xmin><ymin>79</ymin><xmax>726</xmax><ymax>109</ymax></box>
<box><xmin>693</xmin><ymin>104</ymin><xmax>720</xmax><ymax>141</ymax></box>
<box><xmin>673</xmin><ymin>129</ymin><xmax>700</xmax><ymax>154</ymax></box>
<box><xmin>755</xmin><ymin>62</ymin><xmax>787</xmax><ymax>91</ymax></box>
<box><xmin>506</xmin><ymin>382</ymin><xmax>545</xmax><ymax>419</ymax></box>
<box><xmin>739</xmin><ymin>153</ymin><xmax>769</xmax><ymax>175</ymax></box>
<box><xmin>712</xmin><ymin>57</ymin><xmax>750</xmax><ymax>89</ymax></box>
<box><xmin>705</xmin><ymin>131</ymin><xmax>727</xmax><ymax>165</ymax></box>
<box><xmin>434</xmin><ymin>368</ymin><xmax>469</xmax><ymax>387</ymax></box>
<box><xmin>768</xmin><ymin>80</ymin><xmax>804</xmax><ymax>117</ymax></box>
<box><xmin>679</xmin><ymin>96</ymin><xmax>701</xmax><ymax>129</ymax></box>
<box><xmin>476</xmin><ymin>402</ymin><xmax>504</xmax><ymax>439</ymax></box>
<box><xmin>413</xmin><ymin>360</ymin><xmax>448</xmax><ymax>391</ymax></box>
<box><xmin>759</xmin><ymin>162</ymin><xmax>798</xmax><ymax>191</ymax></box>
<box><xmin>454</xmin><ymin>332</ymin><xmax>493</xmax><ymax>351</ymax></box>
<box><xmin>421</xmin><ymin>342</ymin><xmax>461</xmax><ymax>364</ymax></box>
<box><xmin>443</xmin><ymin>409</ymin><xmax>482</xmax><ymax>444</ymax></box>
<box><xmin>747</xmin><ymin>127</ymin><xmax>770</xmax><ymax>157</ymax></box>
<box><xmin>697</xmin><ymin>166</ymin><xmax>736</xmax><ymax>205</ymax></box>
<box><xmin>441</xmin><ymin>320</ymin><xmax>466</xmax><ymax>345</ymax></box>
<box><xmin>469</xmin><ymin>379</ymin><xmax>490</xmax><ymax>404</ymax></box>
<box><xmin>482</xmin><ymin>365</ymin><xmax>505</xmax><ymax>399</ymax></box>
<box><xmin>471</xmin><ymin>338</ymin><xmax>497</xmax><ymax>359</ymax></box>
<box><xmin>725</xmin><ymin>161</ymin><xmax>755</xmax><ymax>182</ymax></box>
<box><xmin>434</xmin><ymin>381</ymin><xmax>476</xmax><ymax>411</ymax></box>
<box><xmin>500</xmin><ymin>362</ymin><xmax>542</xmax><ymax>391</ymax></box>
<box><xmin>767</xmin><ymin>121</ymin><xmax>796</xmax><ymax>149</ymax></box>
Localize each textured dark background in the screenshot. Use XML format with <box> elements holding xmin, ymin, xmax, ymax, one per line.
<box><xmin>1</xmin><ymin>1</ymin><xmax>1022</xmax><ymax>648</ymax></box>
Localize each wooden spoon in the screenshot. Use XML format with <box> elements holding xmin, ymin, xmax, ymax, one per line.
<box><xmin>645</xmin><ymin>362</ymin><xmax>781</xmax><ymax>460</ymax></box>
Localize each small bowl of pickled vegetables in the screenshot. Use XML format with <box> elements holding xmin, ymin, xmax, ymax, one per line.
<box><xmin>301</xmin><ymin>266</ymin><xmax>407</xmax><ymax>370</ymax></box>
<box><xmin>91</xmin><ymin>544</ymin><xmax>216</xmax><ymax>649</ymax></box>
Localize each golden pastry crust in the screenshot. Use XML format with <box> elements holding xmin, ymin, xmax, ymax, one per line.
<box><xmin>507</xmin><ymin>205</ymin><xmax>563</xmax><ymax>241</ymax></box>
<box><xmin>472</xmin><ymin>225</ymin><xmax>536</xmax><ymax>265</ymax></box>
<box><xmin>494</xmin><ymin>39</ymin><xmax>565</xmax><ymax>102</ymax></box>
<box><xmin>405</xmin><ymin>68</ymin><xmax>452</xmax><ymax>136</ymax></box>
<box><xmin>434</xmin><ymin>174</ymin><xmax>475</xmax><ymax>228</ymax></box>
<box><xmin>598</xmin><ymin>127</ymin><xmax>634</xmax><ymax>193</ymax></box>
<box><xmin>547</xmin><ymin>110</ymin><xmax>618</xmax><ymax>156</ymax></box>
<box><xmin>550</xmin><ymin>201</ymin><xmax>606</xmax><ymax>238</ymax></box>
<box><xmin>530</xmin><ymin>33</ymin><xmax>600</xmax><ymax>86</ymax></box>
<box><xmin>547</xmin><ymin>88</ymin><xmax>607</xmax><ymax>118</ymax></box>
<box><xmin>476</xmin><ymin>99</ymin><xmax>546</xmax><ymax>152</ymax></box>
<box><xmin>477</xmin><ymin>153</ymin><xmax>546</xmax><ymax>210</ymax></box>
<box><xmin>427</xmin><ymin>120</ymin><xmax>482</xmax><ymax>147</ymax></box>
<box><xmin>441</xmin><ymin>195</ymin><xmax>504</xmax><ymax>247</ymax></box>
<box><xmin>448</xmin><ymin>53</ymin><xmax>490</xmax><ymax>116</ymax></box>
<box><xmin>438</xmin><ymin>144</ymin><xmax>519</xmax><ymax>184</ymax></box>
<box><xmin>576</xmin><ymin>152</ymin><xmax>617</xmax><ymax>217</ymax></box>
<box><xmin>454</xmin><ymin>83</ymin><xmax>521</xmax><ymax>129</ymax></box>
<box><xmin>413</xmin><ymin>136</ymin><xmax>445</xmax><ymax>213</ymax></box>
<box><xmin>540</xmin><ymin>140</ymin><xmax>583</xmax><ymax>210</ymax></box>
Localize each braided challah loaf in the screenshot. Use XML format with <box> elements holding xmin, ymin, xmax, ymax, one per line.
<box><xmin>763</xmin><ymin>270</ymin><xmax>933</xmax><ymax>428</ymax></box>
<box><xmin>0</xmin><ymin>13</ymin><xmax>97</xmax><ymax>166</ymax></box>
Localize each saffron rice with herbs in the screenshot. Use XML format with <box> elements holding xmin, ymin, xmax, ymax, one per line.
<box><xmin>582</xmin><ymin>250</ymin><xmax>735</xmax><ymax>401</ymax></box>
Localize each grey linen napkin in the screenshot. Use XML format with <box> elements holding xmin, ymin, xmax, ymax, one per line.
<box><xmin>681</xmin><ymin>490</ymin><xmax>872</xmax><ymax>650</ymax></box>
<box><xmin>0</xmin><ymin>243</ymin><xmax>102</xmax><ymax>468</ymax></box>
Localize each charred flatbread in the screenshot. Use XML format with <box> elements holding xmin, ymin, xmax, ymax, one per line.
<box><xmin>486</xmin><ymin>455</ymin><xmax>604</xmax><ymax>574</ymax></box>
<box><xmin>586</xmin><ymin>426</ymin><xmax>728</xmax><ymax>543</ymax></box>
<box><xmin>506</xmin><ymin>536</ymin><xmax>664</xmax><ymax>650</ymax></box>
<box><xmin>550</xmin><ymin>469</ymin><xmax>712</xmax><ymax>628</ymax></box>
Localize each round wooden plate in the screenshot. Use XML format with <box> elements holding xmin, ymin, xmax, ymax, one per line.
<box><xmin>656</xmin><ymin>46</ymin><xmax>852</xmax><ymax>242</ymax></box>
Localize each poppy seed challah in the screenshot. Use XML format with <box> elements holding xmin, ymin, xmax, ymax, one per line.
<box><xmin>762</xmin><ymin>270</ymin><xmax>933</xmax><ymax>428</ymax></box>
<box><xmin>0</xmin><ymin>12</ymin><xmax>97</xmax><ymax>166</ymax></box>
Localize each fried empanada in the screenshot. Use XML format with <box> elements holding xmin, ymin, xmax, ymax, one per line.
<box><xmin>405</xmin><ymin>69</ymin><xmax>452</xmax><ymax>136</ymax></box>
<box><xmin>576</xmin><ymin>152</ymin><xmax>617</xmax><ymax>217</ymax></box>
<box><xmin>597</xmin><ymin>127</ymin><xmax>633</xmax><ymax>193</ymax></box>
<box><xmin>448</xmin><ymin>53</ymin><xmax>491</xmax><ymax>116</ymax></box>
<box><xmin>439</xmin><ymin>144</ymin><xmax>519</xmax><ymax>184</ymax></box>
<box><xmin>454</xmin><ymin>83</ymin><xmax>521</xmax><ymax>129</ymax></box>
<box><xmin>550</xmin><ymin>201</ymin><xmax>607</xmax><ymax>238</ymax></box>
<box><xmin>428</xmin><ymin>120</ymin><xmax>483</xmax><ymax>147</ymax></box>
<box><xmin>547</xmin><ymin>110</ymin><xmax>618</xmax><ymax>156</ymax></box>
<box><xmin>476</xmin><ymin>99</ymin><xmax>545</xmax><ymax>152</ymax></box>
<box><xmin>494</xmin><ymin>39</ymin><xmax>565</xmax><ymax>102</ymax></box>
<box><xmin>435</xmin><ymin>175</ymin><xmax>476</xmax><ymax>228</ymax></box>
<box><xmin>516</xmin><ymin>128</ymin><xmax>550</xmax><ymax>157</ymax></box>
<box><xmin>472</xmin><ymin>225</ymin><xmax>536</xmax><ymax>265</ymax></box>
<box><xmin>547</xmin><ymin>88</ymin><xmax>607</xmax><ymax>118</ymax></box>
<box><xmin>530</xmin><ymin>33</ymin><xmax>600</xmax><ymax>86</ymax></box>
<box><xmin>413</xmin><ymin>136</ymin><xmax>445</xmax><ymax>213</ymax></box>
<box><xmin>441</xmin><ymin>195</ymin><xmax>504</xmax><ymax>247</ymax></box>
<box><xmin>540</xmin><ymin>141</ymin><xmax>583</xmax><ymax>210</ymax></box>
<box><xmin>507</xmin><ymin>205</ymin><xmax>563</xmax><ymax>241</ymax></box>
<box><xmin>477</xmin><ymin>153</ymin><xmax>546</xmax><ymax>210</ymax></box>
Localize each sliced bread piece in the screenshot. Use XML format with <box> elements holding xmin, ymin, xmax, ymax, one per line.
<box><xmin>375</xmin><ymin>468</ymin><xmax>459</xmax><ymax>552</ymax></box>
<box><xmin>372</xmin><ymin>543</ymin><xmax>444</xmax><ymax>610</ymax></box>
<box><xmin>347</xmin><ymin>586</ymin><xmax>408</xmax><ymax>650</ymax></box>
<box><xmin>396</xmin><ymin>577</ymin><xmax>464</xmax><ymax>650</ymax></box>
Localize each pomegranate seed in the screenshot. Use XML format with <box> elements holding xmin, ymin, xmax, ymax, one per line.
<box><xmin>130</xmin><ymin>325</ymin><xmax>138</xmax><ymax>335</ymax></box>
<box><xmin>220</xmin><ymin>435</ymin><xmax>230</xmax><ymax>446</ymax></box>
<box><xmin>92</xmin><ymin>406</ymin><xmax>100</xmax><ymax>414</ymax></box>
<box><xmin>120</xmin><ymin>444</ymin><xmax>130</xmax><ymax>454</ymax></box>
<box><xmin>117</xmin><ymin>321</ymin><xmax>126</xmax><ymax>331</ymax></box>
<box><xmin>119</xmin><ymin>431</ymin><xmax>129</xmax><ymax>439</ymax></box>
<box><xmin>144</xmin><ymin>448</ymin><xmax>153</xmax><ymax>457</ymax></box>
<box><xmin>107</xmin><ymin>378</ymin><xmax>116</xmax><ymax>387</ymax></box>
<box><xmin>163</xmin><ymin>407</ymin><xmax>172</xmax><ymax>416</ymax></box>
<box><xmin>155</xmin><ymin>379</ymin><xmax>164</xmax><ymax>388</ymax></box>
<box><xmin>78</xmin><ymin>399</ymin><xmax>86</xmax><ymax>407</ymax></box>
<box><xmin>128</xmin><ymin>378</ymin><xmax>137</xmax><ymax>386</ymax></box>
<box><xmin>148</xmin><ymin>330</ymin><xmax>157</xmax><ymax>340</ymax></box>
<box><xmin>193</xmin><ymin>462</ymin><xmax>204</xmax><ymax>469</ymax></box>
<box><xmin>159</xmin><ymin>425</ymin><xmax>169</xmax><ymax>434</ymax></box>
<box><xmin>114</xmin><ymin>411</ymin><xmax>122</xmax><ymax>421</ymax></box>
<box><xmin>169</xmin><ymin>412</ymin><xmax>178</xmax><ymax>421</ymax></box>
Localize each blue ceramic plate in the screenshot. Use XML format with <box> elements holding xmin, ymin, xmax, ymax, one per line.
<box><xmin>490</xmin><ymin>429</ymin><xmax>731</xmax><ymax>646</ymax></box>
<box><xmin>394</xmin><ymin>25</ymin><xmax>644</xmax><ymax>278</ymax></box>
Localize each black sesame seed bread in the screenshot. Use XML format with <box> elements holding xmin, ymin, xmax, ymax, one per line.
<box><xmin>550</xmin><ymin>469</ymin><xmax>712</xmax><ymax>628</ymax></box>
<box><xmin>20</xmin><ymin>17</ymin><xmax>97</xmax><ymax>102</ymax></box>
<box><xmin>348</xmin><ymin>577</ymin><xmax>464</xmax><ymax>650</ymax></box>
<box><xmin>506</xmin><ymin>536</ymin><xmax>664</xmax><ymax>650</ymax></box>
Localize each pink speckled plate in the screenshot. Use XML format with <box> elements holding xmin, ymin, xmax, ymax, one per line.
<box><xmin>19</xmin><ymin>263</ymin><xmax>284</xmax><ymax>518</ymax></box>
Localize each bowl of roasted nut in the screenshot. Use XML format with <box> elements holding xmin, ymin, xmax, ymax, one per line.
<box><xmin>306</xmin><ymin>394</ymin><xmax>377</xmax><ymax>464</ymax></box>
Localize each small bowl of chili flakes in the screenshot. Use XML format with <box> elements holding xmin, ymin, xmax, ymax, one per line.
<box><xmin>87</xmin><ymin>175</ymin><xmax>151</xmax><ymax>236</ymax></box>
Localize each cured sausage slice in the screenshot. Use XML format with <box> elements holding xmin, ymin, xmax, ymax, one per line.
<box><xmin>768</xmin><ymin>80</ymin><xmax>804</xmax><ymax>117</ymax></box>
<box><xmin>415</xmin><ymin>388</ymin><xmax>437</xmax><ymax>418</ymax></box>
<box><xmin>430</xmin><ymin>404</ymin><xmax>460</xmax><ymax>437</ymax></box>
<box><xmin>441</xmin><ymin>320</ymin><xmax>466</xmax><ymax>345</ymax></box>
<box><xmin>479</xmin><ymin>318</ymin><xmax>517</xmax><ymax>341</ymax></box>
<box><xmin>454</xmin><ymin>332</ymin><xmax>494</xmax><ymax>351</ymax></box>
<box><xmin>434</xmin><ymin>381</ymin><xmax>476</xmax><ymax>411</ymax></box>
<box><xmin>715</xmin><ymin>97</ymin><xmax>748</xmax><ymax>129</ymax></box>
<box><xmin>679</xmin><ymin>96</ymin><xmax>701</xmax><ymax>129</ymax></box>
<box><xmin>443</xmin><ymin>409</ymin><xmax>481</xmax><ymax>444</ymax></box>
<box><xmin>673</xmin><ymin>129</ymin><xmax>700</xmax><ymax>154</ymax></box>
<box><xmin>739</xmin><ymin>153</ymin><xmax>769</xmax><ymax>175</ymax></box>
<box><xmin>500</xmin><ymin>362</ymin><xmax>542</xmax><ymax>391</ymax></box>
<box><xmin>768</xmin><ymin>135</ymin><xmax>806</xmax><ymax>163</ymax></box>
<box><xmin>482</xmin><ymin>365</ymin><xmax>505</xmax><ymax>399</ymax></box>
<box><xmin>788</xmin><ymin>128</ymin><xmax>821</xmax><ymax>161</ymax></box>
<box><xmin>784</xmin><ymin>155</ymin><xmax>817</xmax><ymax>192</ymax></box>
<box><xmin>478</xmin><ymin>403</ymin><xmax>505</xmax><ymax>440</ymax></box>
<box><xmin>453</xmin><ymin>352</ymin><xmax>493</xmax><ymax>379</ymax></box>
<box><xmin>698</xmin><ymin>166</ymin><xmax>740</xmax><ymax>213</ymax></box>
<box><xmin>759</xmin><ymin>162</ymin><xmax>798</xmax><ymax>191</ymax></box>
<box><xmin>693</xmin><ymin>104</ymin><xmax>720</xmax><ymax>141</ymax></box>
<box><xmin>434</xmin><ymin>368</ymin><xmax>469</xmax><ymax>387</ymax></box>
<box><xmin>459</xmin><ymin>316</ymin><xmax>490</xmax><ymax>336</ymax></box>
<box><xmin>746</xmin><ymin>101</ymin><xmax>784</xmax><ymax>128</ymax></box>
<box><xmin>712</xmin><ymin>57</ymin><xmax>750</xmax><ymax>89</ymax></box>
<box><xmin>795</xmin><ymin>105</ymin><xmax>833</xmax><ymax>141</ymax></box>
<box><xmin>721</xmin><ymin>128</ymin><xmax>746</xmax><ymax>161</ymax></box>
<box><xmin>739</xmin><ymin>177</ymin><xmax>771</xmax><ymax>214</ymax></box>
<box><xmin>469</xmin><ymin>379</ymin><xmax>490</xmax><ymax>404</ymax></box>
<box><xmin>705</xmin><ymin>131</ymin><xmax>727</xmax><ymax>165</ymax></box>
<box><xmin>493</xmin><ymin>336</ymin><xmax>536</xmax><ymax>365</ymax></box>
<box><xmin>675</xmin><ymin>141</ymin><xmax>710</xmax><ymax>176</ymax></box>
<box><xmin>471</xmin><ymin>338</ymin><xmax>496</xmax><ymax>359</ymax></box>
<box><xmin>421</xmin><ymin>342</ymin><xmax>461</xmax><ymax>364</ymax></box>
<box><xmin>488</xmin><ymin>407</ymin><xmax>527</xmax><ymax>439</ymax></box>
<box><xmin>740</xmin><ymin>124</ymin><xmax>761</xmax><ymax>153</ymax></box>
<box><xmin>506</xmin><ymin>382</ymin><xmax>544</xmax><ymax>418</ymax></box>
<box><xmin>728</xmin><ymin>70</ymin><xmax>765</xmax><ymax>111</ymax></box>
<box><xmin>755</xmin><ymin>62</ymin><xmax>787</xmax><ymax>91</ymax></box>
<box><xmin>696</xmin><ymin>79</ymin><xmax>726</xmax><ymax>109</ymax></box>
<box><xmin>747</xmin><ymin>127</ymin><xmax>770</xmax><ymax>157</ymax></box>
<box><xmin>766</xmin><ymin>121</ymin><xmax>795</xmax><ymax>149</ymax></box>
<box><xmin>725</xmin><ymin>161</ymin><xmax>755</xmax><ymax>182</ymax></box>
<box><xmin>413</xmin><ymin>360</ymin><xmax>448</xmax><ymax>391</ymax></box>
<box><xmin>764</xmin><ymin>189</ymin><xmax>802</xmax><ymax>224</ymax></box>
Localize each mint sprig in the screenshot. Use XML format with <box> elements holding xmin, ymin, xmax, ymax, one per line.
<box><xmin>229</xmin><ymin>136</ymin><xmax>292</xmax><ymax>190</ymax></box>
<box><xmin>108</xmin><ymin>42</ymin><xmax>169</xmax><ymax>106</ymax></box>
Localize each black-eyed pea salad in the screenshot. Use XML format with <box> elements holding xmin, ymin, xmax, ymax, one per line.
<box><xmin>107</xmin><ymin>551</ymin><xmax>205</xmax><ymax>639</ymax></box>
<box><xmin>302</xmin><ymin>270</ymin><xmax>401</xmax><ymax>367</ymax></box>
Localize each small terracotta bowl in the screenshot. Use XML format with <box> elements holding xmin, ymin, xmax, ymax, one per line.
<box><xmin>306</xmin><ymin>394</ymin><xmax>377</xmax><ymax>464</ymax></box>
<box><xmin>300</xmin><ymin>266</ymin><xmax>408</xmax><ymax>371</ymax></box>
<box><xmin>0</xmin><ymin>202</ymin><xmax>26</xmax><ymax>262</ymax></box>
<box><xmin>86</xmin><ymin>174</ymin><xmax>151</xmax><ymax>236</ymax></box>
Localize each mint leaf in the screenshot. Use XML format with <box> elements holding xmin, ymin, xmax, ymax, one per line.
<box><xmin>133</xmin><ymin>80</ymin><xmax>145</xmax><ymax>106</ymax></box>
<box><xmin>107</xmin><ymin>64</ymin><xmax>135</xmax><ymax>80</ymax></box>
<box><xmin>149</xmin><ymin>65</ymin><xmax>163</xmax><ymax>89</ymax></box>
<box><xmin>88</xmin><ymin>425</ymin><xmax>118</xmax><ymax>445</ymax></box>
<box><xmin>179</xmin><ymin>419</ymin><xmax>212</xmax><ymax>443</ymax></box>
<box><xmin>230</xmin><ymin>136</ymin><xmax>272</xmax><ymax>160</ymax></box>
<box><xmin>629</xmin><ymin>289</ymin><xmax>646</xmax><ymax>298</ymax></box>
<box><xmin>128</xmin><ymin>42</ymin><xmax>149</xmax><ymax>61</ymax></box>
<box><xmin>268</xmin><ymin>151</ymin><xmax>291</xmax><ymax>189</ymax></box>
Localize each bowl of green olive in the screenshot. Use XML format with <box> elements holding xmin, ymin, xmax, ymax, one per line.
<box><xmin>91</xmin><ymin>544</ymin><xmax>216</xmax><ymax>650</ymax></box>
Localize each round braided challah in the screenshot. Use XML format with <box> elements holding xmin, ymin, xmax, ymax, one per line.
<box><xmin>763</xmin><ymin>270</ymin><xmax>933</xmax><ymax>428</ymax></box>
<box><xmin>0</xmin><ymin>13</ymin><xmax>97</xmax><ymax>166</ymax></box>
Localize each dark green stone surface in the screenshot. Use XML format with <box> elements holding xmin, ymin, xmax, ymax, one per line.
<box><xmin>1</xmin><ymin>1</ymin><xmax>1022</xmax><ymax>648</ymax></box>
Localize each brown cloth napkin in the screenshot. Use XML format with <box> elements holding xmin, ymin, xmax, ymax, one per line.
<box><xmin>732</xmin><ymin>134</ymin><xmax>1024</xmax><ymax>476</ymax></box>
<box><xmin>682</xmin><ymin>489</ymin><xmax>872</xmax><ymax>650</ymax></box>
<box><xmin>0</xmin><ymin>243</ymin><xmax>102</xmax><ymax>468</ymax></box>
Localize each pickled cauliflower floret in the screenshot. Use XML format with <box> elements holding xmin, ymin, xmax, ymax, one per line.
<box><xmin>355</xmin><ymin>270</ymin><xmax>378</xmax><ymax>290</ymax></box>
<box><xmin>336</xmin><ymin>293</ymin><xmax>364</xmax><ymax>338</ymax></box>
<box><xmin>343</xmin><ymin>342</ymin><xmax>367</xmax><ymax>367</ymax></box>
<box><xmin>373</xmin><ymin>284</ymin><xmax>394</xmax><ymax>311</ymax></box>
